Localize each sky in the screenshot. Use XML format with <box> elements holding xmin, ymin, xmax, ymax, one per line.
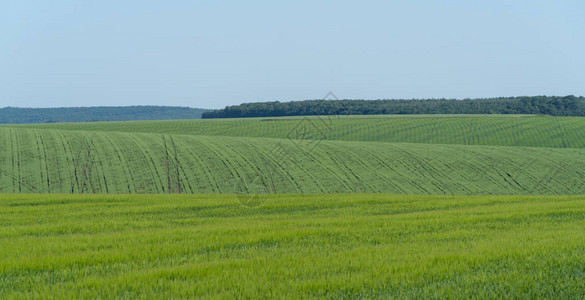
<box><xmin>1</xmin><ymin>1</ymin><xmax>584</xmax><ymax>109</ymax></box>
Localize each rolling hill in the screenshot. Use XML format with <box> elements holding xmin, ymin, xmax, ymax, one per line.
<box><xmin>1</xmin><ymin>115</ymin><xmax>585</xmax><ymax>195</ymax></box>
<box><xmin>13</xmin><ymin>114</ymin><xmax>585</xmax><ymax>148</ymax></box>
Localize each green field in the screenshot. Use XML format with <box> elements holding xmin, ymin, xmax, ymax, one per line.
<box><xmin>1</xmin><ymin>126</ymin><xmax>585</xmax><ymax>195</ymax></box>
<box><xmin>2</xmin><ymin>115</ymin><xmax>585</xmax><ymax>195</ymax></box>
<box><xmin>2</xmin><ymin>114</ymin><xmax>585</xmax><ymax>298</ymax></box>
<box><xmin>1</xmin><ymin>194</ymin><xmax>584</xmax><ymax>298</ymax></box>
<box><xmin>13</xmin><ymin>114</ymin><xmax>585</xmax><ymax>148</ymax></box>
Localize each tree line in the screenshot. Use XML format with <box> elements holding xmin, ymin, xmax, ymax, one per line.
<box><xmin>0</xmin><ymin>106</ymin><xmax>209</xmax><ymax>124</ymax></box>
<box><xmin>202</xmin><ymin>96</ymin><xmax>585</xmax><ymax>118</ymax></box>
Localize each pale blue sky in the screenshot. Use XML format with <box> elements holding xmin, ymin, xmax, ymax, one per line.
<box><xmin>1</xmin><ymin>0</ymin><xmax>583</xmax><ymax>109</ymax></box>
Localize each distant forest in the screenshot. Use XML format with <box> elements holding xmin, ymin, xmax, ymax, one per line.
<box><xmin>202</xmin><ymin>96</ymin><xmax>585</xmax><ymax>118</ymax></box>
<box><xmin>0</xmin><ymin>106</ymin><xmax>209</xmax><ymax>124</ymax></box>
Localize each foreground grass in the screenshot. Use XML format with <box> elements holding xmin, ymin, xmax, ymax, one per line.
<box><xmin>1</xmin><ymin>194</ymin><xmax>584</xmax><ymax>298</ymax></box>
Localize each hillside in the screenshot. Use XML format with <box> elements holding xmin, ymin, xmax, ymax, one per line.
<box><xmin>0</xmin><ymin>106</ymin><xmax>209</xmax><ymax>124</ymax></box>
<box><xmin>14</xmin><ymin>114</ymin><xmax>585</xmax><ymax>148</ymax></box>
<box><xmin>1</xmin><ymin>126</ymin><xmax>585</xmax><ymax>195</ymax></box>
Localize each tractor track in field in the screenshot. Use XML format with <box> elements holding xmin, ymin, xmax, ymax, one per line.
<box><xmin>100</xmin><ymin>132</ymin><xmax>136</xmax><ymax>193</ymax></box>
<box><xmin>177</xmin><ymin>138</ymin><xmax>221</xmax><ymax>193</ymax></box>
<box><xmin>162</xmin><ymin>135</ymin><xmax>182</xmax><ymax>194</ymax></box>
<box><xmin>127</xmin><ymin>133</ymin><xmax>167</xmax><ymax>193</ymax></box>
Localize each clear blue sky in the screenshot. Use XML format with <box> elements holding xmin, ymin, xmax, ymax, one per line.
<box><xmin>1</xmin><ymin>0</ymin><xmax>583</xmax><ymax>109</ymax></box>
